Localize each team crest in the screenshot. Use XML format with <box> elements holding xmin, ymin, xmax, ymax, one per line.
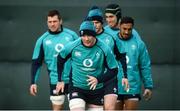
<box><xmin>131</xmin><ymin>44</ymin><xmax>136</xmax><ymax>50</ymax></box>
<box><xmin>45</xmin><ymin>40</ymin><xmax>52</xmax><ymax>45</ymax></box>
<box><xmin>65</xmin><ymin>37</ymin><xmax>70</xmax><ymax>41</ymax></box>
<box><xmin>75</xmin><ymin>51</ymin><xmax>81</xmax><ymax>57</ymax></box>
<box><xmin>96</xmin><ymin>52</ymin><xmax>100</xmax><ymax>58</ymax></box>
<box><xmin>105</xmin><ymin>38</ymin><xmax>110</xmax><ymax>45</ymax></box>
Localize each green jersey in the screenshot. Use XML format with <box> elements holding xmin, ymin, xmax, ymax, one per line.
<box><xmin>31</xmin><ymin>27</ymin><xmax>78</xmax><ymax>85</ymax></box>
<box><xmin>58</xmin><ymin>38</ymin><xmax>118</xmax><ymax>90</ymax></box>
<box><xmin>114</xmin><ymin>34</ymin><xmax>153</xmax><ymax>94</ymax></box>
<box><xmin>96</xmin><ymin>29</ymin><xmax>115</xmax><ymax>51</ymax></box>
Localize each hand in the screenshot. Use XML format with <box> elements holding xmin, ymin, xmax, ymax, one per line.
<box><xmin>30</xmin><ymin>84</ymin><xmax>37</xmax><ymax>96</ymax></box>
<box><xmin>87</xmin><ymin>75</ymin><xmax>98</xmax><ymax>90</ymax></box>
<box><xmin>143</xmin><ymin>89</ymin><xmax>152</xmax><ymax>101</ymax></box>
<box><xmin>122</xmin><ymin>78</ymin><xmax>129</xmax><ymax>92</ymax></box>
<box><xmin>56</xmin><ymin>81</ymin><xmax>65</xmax><ymax>94</ymax></box>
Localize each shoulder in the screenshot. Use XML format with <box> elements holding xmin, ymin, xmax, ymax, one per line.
<box><xmin>60</xmin><ymin>38</ymin><xmax>81</xmax><ymax>57</ymax></box>
<box><xmin>104</xmin><ymin>26</ymin><xmax>118</xmax><ymax>39</ymax></box>
<box><xmin>132</xmin><ymin>28</ymin><xmax>142</xmax><ymax>41</ymax></box>
<box><xmin>65</xmin><ymin>38</ymin><xmax>81</xmax><ymax>49</ymax></box>
<box><xmin>63</xmin><ymin>27</ymin><xmax>77</xmax><ymax>35</ymax></box>
<box><xmin>104</xmin><ymin>25</ymin><xmax>112</xmax><ymax>33</ymax></box>
<box><xmin>104</xmin><ymin>25</ymin><xmax>110</xmax><ymax>30</ymax></box>
<box><xmin>131</xmin><ymin>34</ymin><xmax>146</xmax><ymax>50</ymax></box>
<box><xmin>63</xmin><ymin>27</ymin><xmax>78</xmax><ymax>39</ymax></box>
<box><xmin>96</xmin><ymin>39</ymin><xmax>111</xmax><ymax>54</ymax></box>
<box><xmin>39</xmin><ymin>31</ymin><xmax>49</xmax><ymax>39</ymax></box>
<box><xmin>103</xmin><ymin>30</ymin><xmax>113</xmax><ymax>37</ymax></box>
<box><xmin>103</xmin><ymin>30</ymin><xmax>116</xmax><ymax>40</ymax></box>
<box><xmin>36</xmin><ymin>31</ymin><xmax>49</xmax><ymax>43</ymax></box>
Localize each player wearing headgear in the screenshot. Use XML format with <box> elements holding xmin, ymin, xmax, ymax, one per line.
<box><xmin>104</xmin><ymin>4</ymin><xmax>141</xmax><ymax>41</ymax></box>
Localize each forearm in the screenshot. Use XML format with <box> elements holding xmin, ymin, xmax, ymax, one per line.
<box><xmin>31</xmin><ymin>60</ymin><xmax>42</xmax><ymax>84</ymax></box>
<box><xmin>97</xmin><ymin>68</ymin><xmax>118</xmax><ymax>83</ymax></box>
<box><xmin>119</xmin><ymin>53</ymin><xmax>127</xmax><ymax>78</ymax></box>
<box><xmin>57</xmin><ymin>55</ymin><xmax>66</xmax><ymax>82</ymax></box>
<box><xmin>114</xmin><ymin>44</ymin><xmax>127</xmax><ymax>78</ymax></box>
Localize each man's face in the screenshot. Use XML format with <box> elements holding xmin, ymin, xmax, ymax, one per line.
<box><xmin>105</xmin><ymin>13</ymin><xmax>118</xmax><ymax>28</ymax></box>
<box><xmin>92</xmin><ymin>20</ymin><xmax>103</xmax><ymax>34</ymax></box>
<box><xmin>81</xmin><ymin>35</ymin><xmax>96</xmax><ymax>47</ymax></box>
<box><xmin>47</xmin><ymin>15</ymin><xmax>61</xmax><ymax>32</ymax></box>
<box><xmin>119</xmin><ymin>23</ymin><xmax>133</xmax><ymax>39</ymax></box>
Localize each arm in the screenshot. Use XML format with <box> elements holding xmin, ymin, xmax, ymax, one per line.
<box><xmin>97</xmin><ymin>68</ymin><xmax>118</xmax><ymax>83</ymax></box>
<box><xmin>56</xmin><ymin>52</ymin><xmax>71</xmax><ymax>93</ymax></box>
<box><xmin>97</xmin><ymin>47</ymin><xmax>119</xmax><ymax>83</ymax></box>
<box><xmin>114</xmin><ymin>41</ymin><xmax>127</xmax><ymax>78</ymax></box>
<box><xmin>30</xmin><ymin>40</ymin><xmax>44</xmax><ymax>96</ymax></box>
<box><xmin>57</xmin><ymin>54</ymin><xmax>71</xmax><ymax>82</ymax></box>
<box><xmin>139</xmin><ymin>42</ymin><xmax>153</xmax><ymax>89</ymax></box>
<box><xmin>113</xmin><ymin>39</ymin><xmax>129</xmax><ymax>90</ymax></box>
<box><xmin>132</xmin><ymin>28</ymin><xmax>142</xmax><ymax>41</ymax></box>
<box><xmin>31</xmin><ymin>43</ymin><xmax>44</xmax><ymax>84</ymax></box>
<box><xmin>139</xmin><ymin>42</ymin><xmax>153</xmax><ymax>100</ymax></box>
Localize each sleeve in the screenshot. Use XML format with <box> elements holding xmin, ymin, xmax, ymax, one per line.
<box><xmin>97</xmin><ymin>47</ymin><xmax>118</xmax><ymax>83</ymax></box>
<box><xmin>132</xmin><ymin>28</ymin><xmax>142</xmax><ymax>40</ymax></box>
<box><xmin>114</xmin><ymin>40</ymin><xmax>127</xmax><ymax>78</ymax></box>
<box><xmin>72</xmin><ymin>31</ymin><xmax>79</xmax><ymax>40</ymax></box>
<box><xmin>66</xmin><ymin>28</ymin><xmax>79</xmax><ymax>40</ymax></box>
<box><xmin>57</xmin><ymin>53</ymin><xmax>71</xmax><ymax>82</ymax></box>
<box><xmin>97</xmin><ymin>68</ymin><xmax>118</xmax><ymax>83</ymax></box>
<box><xmin>139</xmin><ymin>42</ymin><xmax>153</xmax><ymax>89</ymax></box>
<box><xmin>31</xmin><ymin>39</ymin><xmax>44</xmax><ymax>84</ymax></box>
<box><xmin>57</xmin><ymin>44</ymin><xmax>73</xmax><ymax>82</ymax></box>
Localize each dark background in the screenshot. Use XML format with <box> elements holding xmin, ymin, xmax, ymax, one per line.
<box><xmin>0</xmin><ymin>0</ymin><xmax>179</xmax><ymax>110</ymax></box>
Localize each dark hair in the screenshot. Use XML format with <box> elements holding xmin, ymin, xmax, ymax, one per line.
<box><xmin>47</xmin><ymin>10</ymin><xmax>61</xmax><ymax>20</ymax></box>
<box><xmin>120</xmin><ymin>16</ymin><xmax>134</xmax><ymax>26</ymax></box>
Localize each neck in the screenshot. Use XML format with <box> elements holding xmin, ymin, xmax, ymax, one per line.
<box><xmin>119</xmin><ymin>33</ymin><xmax>132</xmax><ymax>40</ymax></box>
<box><xmin>48</xmin><ymin>25</ymin><xmax>63</xmax><ymax>34</ymax></box>
<box><xmin>48</xmin><ymin>30</ymin><xmax>60</xmax><ymax>34</ymax></box>
<box><xmin>96</xmin><ymin>28</ymin><xmax>104</xmax><ymax>35</ymax></box>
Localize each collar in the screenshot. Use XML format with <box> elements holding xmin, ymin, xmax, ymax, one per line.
<box><xmin>118</xmin><ymin>33</ymin><xmax>132</xmax><ymax>41</ymax></box>
<box><xmin>48</xmin><ymin>25</ymin><xmax>63</xmax><ymax>35</ymax></box>
<box><xmin>96</xmin><ymin>28</ymin><xmax>104</xmax><ymax>36</ymax></box>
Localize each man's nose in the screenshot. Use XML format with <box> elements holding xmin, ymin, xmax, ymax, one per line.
<box><xmin>84</xmin><ymin>36</ymin><xmax>89</xmax><ymax>40</ymax></box>
<box><xmin>125</xmin><ymin>31</ymin><xmax>128</xmax><ymax>34</ymax></box>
